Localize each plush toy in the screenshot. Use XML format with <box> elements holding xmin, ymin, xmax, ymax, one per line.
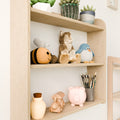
<box><xmin>33</xmin><ymin>39</ymin><xmax>58</xmax><ymax>64</ymax></box>
<box><xmin>76</xmin><ymin>43</ymin><xmax>94</xmax><ymax>63</ymax></box>
<box><xmin>50</xmin><ymin>55</ymin><xmax>58</xmax><ymax>63</ymax></box>
<box><xmin>31</xmin><ymin>48</ymin><xmax>52</xmax><ymax>64</ymax></box>
<box><xmin>59</xmin><ymin>31</ymin><xmax>81</xmax><ymax>64</ymax></box>
<box><xmin>49</xmin><ymin>92</ymin><xmax>65</xmax><ymax>113</ymax></box>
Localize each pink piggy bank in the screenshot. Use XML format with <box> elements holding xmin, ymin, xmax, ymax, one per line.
<box><xmin>68</xmin><ymin>87</ymin><xmax>86</xmax><ymax>107</ymax></box>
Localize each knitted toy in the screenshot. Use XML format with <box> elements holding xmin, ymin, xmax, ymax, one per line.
<box><xmin>31</xmin><ymin>48</ymin><xmax>52</xmax><ymax>64</ymax></box>
<box><xmin>76</xmin><ymin>43</ymin><xmax>94</xmax><ymax>63</ymax></box>
<box><xmin>32</xmin><ymin>38</ymin><xmax>58</xmax><ymax>64</ymax></box>
<box><xmin>59</xmin><ymin>31</ymin><xmax>81</xmax><ymax>64</ymax></box>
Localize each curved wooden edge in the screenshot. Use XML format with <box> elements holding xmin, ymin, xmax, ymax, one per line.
<box><xmin>94</xmin><ymin>19</ymin><xmax>106</xmax><ymax>29</ymax></box>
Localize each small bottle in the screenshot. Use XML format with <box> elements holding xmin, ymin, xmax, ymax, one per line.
<box><xmin>31</xmin><ymin>93</ymin><xmax>46</xmax><ymax>120</ymax></box>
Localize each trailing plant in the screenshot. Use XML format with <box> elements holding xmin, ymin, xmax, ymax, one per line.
<box><xmin>81</xmin><ymin>5</ymin><xmax>96</xmax><ymax>12</ymax></box>
<box><xmin>59</xmin><ymin>0</ymin><xmax>80</xmax><ymax>6</ymax></box>
<box><xmin>31</xmin><ymin>0</ymin><xmax>56</xmax><ymax>7</ymax></box>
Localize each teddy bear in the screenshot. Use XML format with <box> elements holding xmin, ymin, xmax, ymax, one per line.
<box><xmin>59</xmin><ymin>31</ymin><xmax>81</xmax><ymax>64</ymax></box>
<box><xmin>49</xmin><ymin>92</ymin><xmax>65</xmax><ymax>113</ymax></box>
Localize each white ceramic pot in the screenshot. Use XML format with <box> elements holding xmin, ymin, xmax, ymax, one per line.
<box><xmin>32</xmin><ymin>2</ymin><xmax>50</xmax><ymax>12</ymax></box>
<box><xmin>80</xmin><ymin>11</ymin><xmax>95</xmax><ymax>24</ymax></box>
<box><xmin>31</xmin><ymin>93</ymin><xmax>46</xmax><ymax>120</ymax></box>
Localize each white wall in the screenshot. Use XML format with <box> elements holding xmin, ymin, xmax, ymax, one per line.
<box><xmin>0</xmin><ymin>0</ymin><xmax>10</xmax><ymax>119</ymax></box>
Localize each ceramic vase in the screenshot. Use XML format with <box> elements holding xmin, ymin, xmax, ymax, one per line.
<box><xmin>80</xmin><ymin>11</ymin><xmax>95</xmax><ymax>24</ymax></box>
<box><xmin>31</xmin><ymin>93</ymin><xmax>46</xmax><ymax>120</ymax></box>
<box><xmin>61</xmin><ymin>3</ymin><xmax>79</xmax><ymax>20</ymax></box>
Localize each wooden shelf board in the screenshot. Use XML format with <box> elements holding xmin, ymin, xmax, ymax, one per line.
<box><xmin>113</xmin><ymin>92</ymin><xmax>120</xmax><ymax>102</ymax></box>
<box><xmin>113</xmin><ymin>66</ymin><xmax>120</xmax><ymax>70</ymax></box>
<box><xmin>31</xmin><ymin>8</ymin><xmax>104</xmax><ymax>32</ymax></box>
<box><xmin>31</xmin><ymin>63</ymin><xmax>104</xmax><ymax>69</ymax></box>
<box><xmin>31</xmin><ymin>99</ymin><xmax>104</xmax><ymax>120</ymax></box>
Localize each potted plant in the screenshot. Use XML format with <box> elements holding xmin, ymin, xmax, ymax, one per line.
<box><xmin>31</xmin><ymin>0</ymin><xmax>56</xmax><ymax>11</ymax></box>
<box><xmin>59</xmin><ymin>0</ymin><xmax>80</xmax><ymax>20</ymax></box>
<box><xmin>80</xmin><ymin>5</ymin><xmax>96</xmax><ymax>24</ymax></box>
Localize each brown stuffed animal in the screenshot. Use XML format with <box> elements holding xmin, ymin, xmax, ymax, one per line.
<box><xmin>49</xmin><ymin>92</ymin><xmax>65</xmax><ymax>113</ymax></box>
<box><xmin>59</xmin><ymin>31</ymin><xmax>81</xmax><ymax>64</ymax></box>
<box><xmin>50</xmin><ymin>55</ymin><xmax>58</xmax><ymax>64</ymax></box>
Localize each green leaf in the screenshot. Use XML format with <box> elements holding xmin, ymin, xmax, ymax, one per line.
<box><xmin>83</xmin><ymin>6</ymin><xmax>87</xmax><ymax>11</ymax></box>
<box><xmin>31</xmin><ymin>0</ymin><xmax>38</xmax><ymax>4</ymax></box>
<box><xmin>87</xmin><ymin>5</ymin><xmax>90</xmax><ymax>10</ymax></box>
<box><xmin>38</xmin><ymin>0</ymin><xmax>48</xmax><ymax>2</ymax></box>
<box><xmin>47</xmin><ymin>0</ymin><xmax>56</xmax><ymax>7</ymax></box>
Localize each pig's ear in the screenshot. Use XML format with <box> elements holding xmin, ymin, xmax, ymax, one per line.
<box><xmin>69</xmin><ymin>87</ymin><xmax>73</xmax><ymax>91</ymax></box>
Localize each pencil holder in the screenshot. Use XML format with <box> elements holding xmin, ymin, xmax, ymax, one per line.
<box><xmin>86</xmin><ymin>88</ymin><xmax>94</xmax><ymax>101</ymax></box>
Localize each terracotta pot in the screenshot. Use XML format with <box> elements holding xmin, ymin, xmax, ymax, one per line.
<box><xmin>31</xmin><ymin>93</ymin><xmax>46</xmax><ymax>120</ymax></box>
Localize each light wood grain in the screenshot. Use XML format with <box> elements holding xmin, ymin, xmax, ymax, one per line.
<box><xmin>113</xmin><ymin>92</ymin><xmax>120</xmax><ymax>102</ymax></box>
<box><xmin>113</xmin><ymin>67</ymin><xmax>120</xmax><ymax>70</ymax></box>
<box><xmin>87</xmin><ymin>19</ymin><xmax>106</xmax><ymax>101</ymax></box>
<box><xmin>31</xmin><ymin>63</ymin><xmax>104</xmax><ymax>69</ymax></box>
<box><xmin>31</xmin><ymin>99</ymin><xmax>104</xmax><ymax>120</ymax></box>
<box><xmin>11</xmin><ymin>0</ymin><xmax>30</xmax><ymax>120</ymax></box>
<box><xmin>31</xmin><ymin>8</ymin><xmax>104</xmax><ymax>32</ymax></box>
<box><xmin>107</xmin><ymin>57</ymin><xmax>120</xmax><ymax>120</ymax></box>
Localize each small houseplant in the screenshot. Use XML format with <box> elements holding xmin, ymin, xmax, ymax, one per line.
<box><xmin>59</xmin><ymin>0</ymin><xmax>80</xmax><ymax>20</ymax></box>
<box><xmin>80</xmin><ymin>5</ymin><xmax>96</xmax><ymax>24</ymax></box>
<box><xmin>31</xmin><ymin>0</ymin><xmax>56</xmax><ymax>11</ymax></box>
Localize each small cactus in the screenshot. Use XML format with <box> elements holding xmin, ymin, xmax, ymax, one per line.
<box><xmin>81</xmin><ymin>5</ymin><xmax>96</xmax><ymax>12</ymax></box>
<box><xmin>59</xmin><ymin>0</ymin><xmax>80</xmax><ymax>5</ymax></box>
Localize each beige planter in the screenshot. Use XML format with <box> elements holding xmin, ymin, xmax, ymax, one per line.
<box><xmin>31</xmin><ymin>93</ymin><xmax>46</xmax><ymax>120</ymax></box>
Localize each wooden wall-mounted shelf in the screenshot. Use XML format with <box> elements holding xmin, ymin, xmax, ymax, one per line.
<box><xmin>31</xmin><ymin>8</ymin><xmax>104</xmax><ymax>32</ymax></box>
<box><xmin>30</xmin><ymin>9</ymin><xmax>106</xmax><ymax>120</ymax></box>
<box><xmin>11</xmin><ymin>1</ymin><xmax>106</xmax><ymax>119</ymax></box>
<box><xmin>31</xmin><ymin>99</ymin><xmax>104</xmax><ymax>120</ymax></box>
<box><xmin>113</xmin><ymin>92</ymin><xmax>120</xmax><ymax>102</ymax></box>
<box><xmin>31</xmin><ymin>63</ymin><xmax>104</xmax><ymax>69</ymax></box>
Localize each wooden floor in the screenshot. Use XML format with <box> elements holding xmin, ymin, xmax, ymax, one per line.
<box><xmin>31</xmin><ymin>63</ymin><xmax>104</xmax><ymax>69</ymax></box>
<box><xmin>31</xmin><ymin>99</ymin><xmax>104</xmax><ymax>120</ymax></box>
<box><xmin>113</xmin><ymin>92</ymin><xmax>120</xmax><ymax>102</ymax></box>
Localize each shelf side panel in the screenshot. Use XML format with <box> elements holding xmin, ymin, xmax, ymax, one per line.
<box><xmin>87</xmin><ymin>19</ymin><xmax>106</xmax><ymax>102</ymax></box>
<box><xmin>11</xmin><ymin>0</ymin><xmax>30</xmax><ymax>120</ymax></box>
